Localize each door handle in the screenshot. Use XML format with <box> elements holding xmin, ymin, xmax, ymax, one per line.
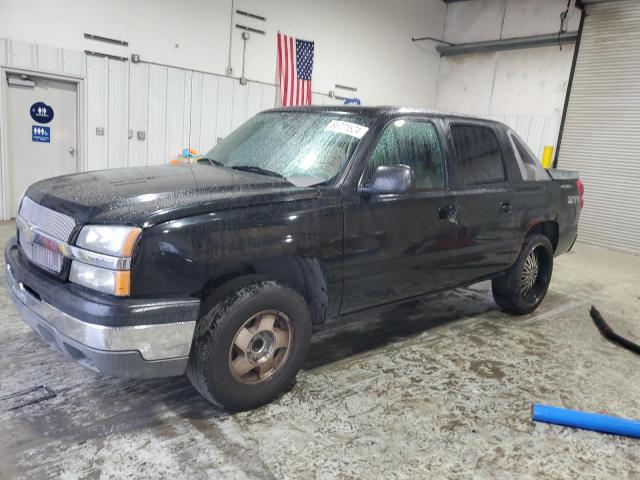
<box><xmin>500</xmin><ymin>201</ymin><xmax>512</xmax><ymax>213</ymax></box>
<box><xmin>69</xmin><ymin>147</ymin><xmax>76</xmax><ymax>156</ymax></box>
<box><xmin>439</xmin><ymin>205</ymin><xmax>458</xmax><ymax>222</ymax></box>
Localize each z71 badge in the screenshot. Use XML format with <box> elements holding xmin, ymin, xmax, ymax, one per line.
<box><xmin>567</xmin><ymin>195</ymin><xmax>580</xmax><ymax>205</ymax></box>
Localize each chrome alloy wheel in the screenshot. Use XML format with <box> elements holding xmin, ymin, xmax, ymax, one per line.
<box><xmin>520</xmin><ymin>250</ymin><xmax>539</xmax><ymax>297</ymax></box>
<box><xmin>228</xmin><ymin>310</ymin><xmax>292</xmax><ymax>384</ymax></box>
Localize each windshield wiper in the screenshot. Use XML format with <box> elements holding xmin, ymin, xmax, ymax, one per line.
<box><xmin>198</xmin><ymin>157</ymin><xmax>226</xmax><ymax>168</ymax></box>
<box><xmin>230</xmin><ymin>165</ymin><xmax>285</xmax><ymax>178</ymax></box>
<box><xmin>198</xmin><ymin>160</ymin><xmax>286</xmax><ymax>180</ymax></box>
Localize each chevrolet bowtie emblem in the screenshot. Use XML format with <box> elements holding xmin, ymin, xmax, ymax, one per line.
<box><xmin>22</xmin><ymin>222</ymin><xmax>36</xmax><ymax>244</ymax></box>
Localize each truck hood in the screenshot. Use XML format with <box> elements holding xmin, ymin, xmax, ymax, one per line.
<box><xmin>25</xmin><ymin>164</ymin><xmax>318</xmax><ymax>226</ymax></box>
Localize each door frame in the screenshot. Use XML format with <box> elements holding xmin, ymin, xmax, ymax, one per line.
<box><xmin>0</xmin><ymin>67</ymin><xmax>86</xmax><ymax>220</ymax></box>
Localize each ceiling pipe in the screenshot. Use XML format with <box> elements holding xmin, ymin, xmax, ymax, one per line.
<box><xmin>436</xmin><ymin>31</ymin><xmax>578</xmax><ymax>56</ymax></box>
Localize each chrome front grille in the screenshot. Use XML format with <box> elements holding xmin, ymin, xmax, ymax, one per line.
<box><xmin>17</xmin><ymin>197</ymin><xmax>76</xmax><ymax>273</ymax></box>
<box><xmin>19</xmin><ymin>197</ymin><xmax>76</xmax><ymax>241</ymax></box>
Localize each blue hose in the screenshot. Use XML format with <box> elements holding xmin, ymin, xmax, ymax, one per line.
<box><xmin>532</xmin><ymin>403</ymin><xmax>640</xmax><ymax>438</ymax></box>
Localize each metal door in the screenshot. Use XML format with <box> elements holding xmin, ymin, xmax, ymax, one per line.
<box><xmin>5</xmin><ymin>73</ymin><xmax>78</xmax><ymax>217</ymax></box>
<box><xmin>557</xmin><ymin>0</ymin><xmax>640</xmax><ymax>254</ymax></box>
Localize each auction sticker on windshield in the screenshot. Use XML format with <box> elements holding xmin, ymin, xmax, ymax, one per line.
<box><xmin>324</xmin><ymin>120</ymin><xmax>369</xmax><ymax>139</ymax></box>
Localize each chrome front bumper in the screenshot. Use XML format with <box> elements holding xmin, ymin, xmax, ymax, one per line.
<box><xmin>6</xmin><ymin>263</ymin><xmax>197</xmax><ymax>378</ymax></box>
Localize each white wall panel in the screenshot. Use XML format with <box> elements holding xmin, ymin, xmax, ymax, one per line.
<box><xmin>86</xmin><ymin>55</ymin><xmax>109</xmax><ymax>171</ymax></box>
<box><xmin>436</xmin><ymin>53</ymin><xmax>496</xmax><ymax>115</ymax></box>
<box><xmin>246</xmin><ymin>82</ymin><xmax>263</xmax><ymax>121</ymax></box>
<box><xmin>502</xmin><ymin>0</ymin><xmax>580</xmax><ymax>39</ymax></box>
<box><xmin>189</xmin><ymin>71</ymin><xmax>203</xmax><ymax>153</ymax></box>
<box><xmin>199</xmin><ymin>74</ymin><xmax>219</xmax><ymax>150</ymax></box>
<box><xmin>311</xmin><ymin>93</ymin><xmax>344</xmax><ymax>106</ymax></box>
<box><xmin>1</xmin><ymin>0</ymin><xmax>446</xmax><ymax>107</ymax></box>
<box><xmin>231</xmin><ymin>82</ymin><xmax>248</xmax><ymax>131</ymax></box>
<box><xmin>0</xmin><ymin>38</ymin><xmax>5</xmax><ymax>218</ymax></box>
<box><xmin>262</xmin><ymin>84</ymin><xmax>276</xmax><ymax>111</ymax></box>
<box><xmin>128</xmin><ymin>63</ymin><xmax>149</xmax><ymax>167</ymax></box>
<box><xmin>165</xmin><ymin>68</ymin><xmax>188</xmax><ymax>164</ymax></box>
<box><xmin>216</xmin><ymin>76</ymin><xmax>234</xmax><ymax>140</ymax></box>
<box><xmin>436</xmin><ymin>0</ymin><xmax>575</xmax><ymax>159</ymax></box>
<box><xmin>0</xmin><ymin>38</ymin><xmax>7</xmax><ymax>65</ymax></box>
<box><xmin>444</xmin><ymin>0</ymin><xmax>506</xmax><ymax>44</ymax></box>
<box><xmin>489</xmin><ymin>46</ymin><xmax>574</xmax><ymax>117</ymax></box>
<box><xmin>108</xmin><ymin>60</ymin><xmax>129</xmax><ymax>169</ymax></box>
<box><xmin>181</xmin><ymin>70</ymin><xmax>193</xmax><ymax>153</ymax></box>
<box><xmin>526</xmin><ymin>117</ymin><xmax>545</xmax><ymax>160</ymax></box>
<box><xmin>147</xmin><ymin>64</ymin><xmax>168</xmax><ymax>165</ymax></box>
<box><xmin>444</xmin><ymin>0</ymin><xmax>580</xmax><ymax>44</ymax></box>
<box><xmin>36</xmin><ymin>45</ymin><xmax>63</xmax><ymax>73</ymax></box>
<box><xmin>514</xmin><ymin>116</ymin><xmax>531</xmax><ymax>143</ymax></box>
<box><xmin>8</xmin><ymin>40</ymin><xmax>36</xmax><ymax>69</ymax></box>
<box><xmin>62</xmin><ymin>50</ymin><xmax>86</xmax><ymax>77</ymax></box>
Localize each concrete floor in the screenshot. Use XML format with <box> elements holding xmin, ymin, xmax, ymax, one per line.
<box><xmin>1</xmin><ymin>219</ymin><xmax>639</xmax><ymax>479</ymax></box>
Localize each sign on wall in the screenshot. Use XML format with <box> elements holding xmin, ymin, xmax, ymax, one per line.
<box><xmin>30</xmin><ymin>102</ymin><xmax>54</xmax><ymax>124</ymax></box>
<box><xmin>32</xmin><ymin>125</ymin><xmax>51</xmax><ymax>143</ymax></box>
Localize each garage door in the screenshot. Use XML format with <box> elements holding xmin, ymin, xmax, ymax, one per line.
<box><xmin>557</xmin><ymin>0</ymin><xmax>640</xmax><ymax>254</ymax></box>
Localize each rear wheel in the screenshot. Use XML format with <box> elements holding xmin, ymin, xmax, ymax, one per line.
<box><xmin>492</xmin><ymin>234</ymin><xmax>553</xmax><ymax>315</ymax></box>
<box><xmin>187</xmin><ymin>281</ymin><xmax>312</xmax><ymax>410</ymax></box>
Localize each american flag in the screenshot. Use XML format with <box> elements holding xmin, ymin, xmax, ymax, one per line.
<box><xmin>277</xmin><ymin>32</ymin><xmax>314</xmax><ymax>107</ymax></box>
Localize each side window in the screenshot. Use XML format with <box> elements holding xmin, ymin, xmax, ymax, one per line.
<box><xmin>509</xmin><ymin>132</ymin><xmax>551</xmax><ymax>182</ymax></box>
<box><xmin>450</xmin><ymin>125</ymin><xmax>506</xmax><ymax>186</ymax></box>
<box><xmin>365</xmin><ymin>120</ymin><xmax>446</xmax><ymax>190</ymax></box>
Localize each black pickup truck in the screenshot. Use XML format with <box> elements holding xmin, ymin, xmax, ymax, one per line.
<box><xmin>5</xmin><ymin>106</ymin><xmax>582</xmax><ymax>410</ymax></box>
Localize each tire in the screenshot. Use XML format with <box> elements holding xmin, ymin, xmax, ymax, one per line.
<box><xmin>187</xmin><ymin>280</ymin><xmax>312</xmax><ymax>411</ymax></box>
<box><xmin>492</xmin><ymin>234</ymin><xmax>554</xmax><ymax>315</ymax></box>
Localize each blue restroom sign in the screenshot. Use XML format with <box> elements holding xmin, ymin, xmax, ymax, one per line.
<box><xmin>30</xmin><ymin>102</ymin><xmax>54</xmax><ymax>124</ymax></box>
<box><xmin>32</xmin><ymin>125</ymin><xmax>51</xmax><ymax>143</ymax></box>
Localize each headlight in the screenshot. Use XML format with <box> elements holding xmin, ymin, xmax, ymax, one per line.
<box><xmin>71</xmin><ymin>225</ymin><xmax>139</xmax><ymax>296</ymax></box>
<box><xmin>77</xmin><ymin>225</ymin><xmax>141</xmax><ymax>257</ymax></box>
<box><xmin>70</xmin><ymin>262</ymin><xmax>131</xmax><ymax>296</ymax></box>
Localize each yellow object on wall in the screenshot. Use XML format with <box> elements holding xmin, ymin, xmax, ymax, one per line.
<box><xmin>541</xmin><ymin>146</ymin><xmax>554</xmax><ymax>169</ymax></box>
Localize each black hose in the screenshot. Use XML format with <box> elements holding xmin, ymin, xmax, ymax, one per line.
<box><xmin>590</xmin><ymin>306</ymin><xmax>640</xmax><ymax>355</ymax></box>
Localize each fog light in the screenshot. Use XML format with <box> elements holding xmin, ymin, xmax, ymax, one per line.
<box><xmin>69</xmin><ymin>262</ymin><xmax>130</xmax><ymax>296</ymax></box>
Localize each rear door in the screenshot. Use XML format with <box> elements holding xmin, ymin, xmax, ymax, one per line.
<box><xmin>445</xmin><ymin>121</ymin><xmax>519</xmax><ymax>282</ymax></box>
<box><xmin>341</xmin><ymin>117</ymin><xmax>459</xmax><ymax>313</ymax></box>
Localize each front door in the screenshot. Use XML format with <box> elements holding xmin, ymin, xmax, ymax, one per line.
<box><xmin>5</xmin><ymin>72</ymin><xmax>78</xmax><ymax>216</ymax></box>
<box><xmin>341</xmin><ymin>118</ymin><xmax>460</xmax><ymax>314</ymax></box>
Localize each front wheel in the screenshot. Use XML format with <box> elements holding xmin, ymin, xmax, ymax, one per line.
<box><xmin>492</xmin><ymin>234</ymin><xmax>554</xmax><ymax>315</ymax></box>
<box><xmin>187</xmin><ymin>281</ymin><xmax>312</xmax><ymax>411</ymax></box>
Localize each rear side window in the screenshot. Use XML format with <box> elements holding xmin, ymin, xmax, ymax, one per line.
<box><xmin>450</xmin><ymin>125</ymin><xmax>506</xmax><ymax>186</ymax></box>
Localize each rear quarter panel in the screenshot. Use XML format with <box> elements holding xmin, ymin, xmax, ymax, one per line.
<box><xmin>496</xmin><ymin>127</ymin><xmax>579</xmax><ymax>258</ymax></box>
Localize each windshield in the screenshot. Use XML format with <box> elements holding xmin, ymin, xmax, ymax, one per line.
<box><xmin>200</xmin><ymin>111</ymin><xmax>372</xmax><ymax>186</ymax></box>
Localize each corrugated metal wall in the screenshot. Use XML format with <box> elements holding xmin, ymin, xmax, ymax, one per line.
<box><xmin>557</xmin><ymin>0</ymin><xmax>640</xmax><ymax>254</ymax></box>
<box><xmin>0</xmin><ymin>37</ymin><xmax>341</xmax><ymax>218</ymax></box>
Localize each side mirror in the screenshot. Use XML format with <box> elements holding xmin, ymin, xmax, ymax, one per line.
<box><xmin>359</xmin><ymin>165</ymin><xmax>416</xmax><ymax>195</ymax></box>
